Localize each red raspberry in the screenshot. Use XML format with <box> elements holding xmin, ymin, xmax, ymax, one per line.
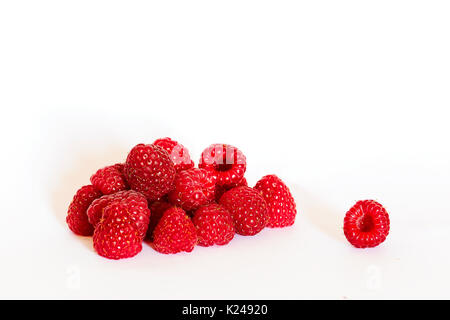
<box><xmin>90</xmin><ymin>164</ymin><xmax>129</xmax><ymax>195</ymax></box>
<box><xmin>167</xmin><ymin>168</ymin><xmax>215</xmax><ymax>211</ymax></box>
<box><xmin>145</xmin><ymin>199</ymin><xmax>173</xmax><ymax>241</ymax></box>
<box><xmin>192</xmin><ymin>204</ymin><xmax>234</xmax><ymax>247</ymax></box>
<box><xmin>219</xmin><ymin>186</ymin><xmax>268</xmax><ymax>236</ymax></box>
<box><xmin>215</xmin><ymin>177</ymin><xmax>248</xmax><ymax>202</ymax></box>
<box><xmin>66</xmin><ymin>185</ymin><xmax>102</xmax><ymax>236</ymax></box>
<box><xmin>93</xmin><ymin>203</ymin><xmax>143</xmax><ymax>259</ymax></box>
<box><xmin>254</xmin><ymin>175</ymin><xmax>297</xmax><ymax>228</ymax></box>
<box><xmin>343</xmin><ymin>200</ymin><xmax>390</xmax><ymax>248</ymax></box>
<box><xmin>153</xmin><ymin>137</ymin><xmax>194</xmax><ymax>172</ymax></box>
<box><xmin>152</xmin><ymin>207</ymin><xmax>197</xmax><ymax>254</ymax></box>
<box><xmin>124</xmin><ymin>144</ymin><xmax>176</xmax><ymax>201</ymax></box>
<box><xmin>199</xmin><ymin>144</ymin><xmax>246</xmax><ymax>187</ymax></box>
<box><xmin>87</xmin><ymin>190</ymin><xmax>151</xmax><ymax>239</ymax></box>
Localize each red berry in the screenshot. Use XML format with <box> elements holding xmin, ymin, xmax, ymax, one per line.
<box><xmin>153</xmin><ymin>137</ymin><xmax>194</xmax><ymax>172</ymax></box>
<box><xmin>124</xmin><ymin>144</ymin><xmax>176</xmax><ymax>201</ymax></box>
<box><xmin>343</xmin><ymin>200</ymin><xmax>390</xmax><ymax>248</ymax></box>
<box><xmin>192</xmin><ymin>204</ymin><xmax>234</xmax><ymax>247</ymax></box>
<box><xmin>90</xmin><ymin>164</ymin><xmax>129</xmax><ymax>195</ymax></box>
<box><xmin>254</xmin><ymin>175</ymin><xmax>297</xmax><ymax>228</ymax></box>
<box><xmin>145</xmin><ymin>200</ymin><xmax>173</xmax><ymax>241</ymax></box>
<box><xmin>93</xmin><ymin>203</ymin><xmax>143</xmax><ymax>260</ymax></box>
<box><xmin>168</xmin><ymin>168</ymin><xmax>215</xmax><ymax>211</ymax></box>
<box><xmin>87</xmin><ymin>190</ymin><xmax>151</xmax><ymax>239</ymax></box>
<box><xmin>66</xmin><ymin>185</ymin><xmax>102</xmax><ymax>236</ymax></box>
<box><xmin>215</xmin><ymin>177</ymin><xmax>248</xmax><ymax>202</ymax></box>
<box><xmin>199</xmin><ymin>144</ymin><xmax>246</xmax><ymax>187</ymax></box>
<box><xmin>219</xmin><ymin>186</ymin><xmax>268</xmax><ymax>236</ymax></box>
<box><xmin>152</xmin><ymin>207</ymin><xmax>197</xmax><ymax>254</ymax></box>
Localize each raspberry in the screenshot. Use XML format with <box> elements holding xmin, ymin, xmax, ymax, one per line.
<box><xmin>93</xmin><ymin>203</ymin><xmax>143</xmax><ymax>259</ymax></box>
<box><xmin>199</xmin><ymin>144</ymin><xmax>246</xmax><ymax>187</ymax></box>
<box><xmin>124</xmin><ymin>144</ymin><xmax>176</xmax><ymax>201</ymax></box>
<box><xmin>66</xmin><ymin>185</ymin><xmax>102</xmax><ymax>236</ymax></box>
<box><xmin>167</xmin><ymin>168</ymin><xmax>215</xmax><ymax>211</ymax></box>
<box><xmin>192</xmin><ymin>204</ymin><xmax>234</xmax><ymax>247</ymax></box>
<box><xmin>219</xmin><ymin>186</ymin><xmax>268</xmax><ymax>236</ymax></box>
<box><xmin>343</xmin><ymin>200</ymin><xmax>390</xmax><ymax>248</ymax></box>
<box><xmin>254</xmin><ymin>175</ymin><xmax>297</xmax><ymax>228</ymax></box>
<box><xmin>153</xmin><ymin>137</ymin><xmax>194</xmax><ymax>172</ymax></box>
<box><xmin>145</xmin><ymin>199</ymin><xmax>173</xmax><ymax>240</ymax></box>
<box><xmin>87</xmin><ymin>190</ymin><xmax>151</xmax><ymax>239</ymax></box>
<box><xmin>152</xmin><ymin>207</ymin><xmax>197</xmax><ymax>254</ymax></box>
<box><xmin>90</xmin><ymin>164</ymin><xmax>129</xmax><ymax>195</ymax></box>
<box><xmin>215</xmin><ymin>177</ymin><xmax>248</xmax><ymax>202</ymax></box>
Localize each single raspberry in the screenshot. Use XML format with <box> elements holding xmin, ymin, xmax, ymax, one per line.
<box><xmin>66</xmin><ymin>185</ymin><xmax>102</xmax><ymax>236</ymax></box>
<box><xmin>153</xmin><ymin>137</ymin><xmax>195</xmax><ymax>172</ymax></box>
<box><xmin>192</xmin><ymin>204</ymin><xmax>235</xmax><ymax>247</ymax></box>
<box><xmin>93</xmin><ymin>203</ymin><xmax>143</xmax><ymax>260</ymax></box>
<box><xmin>254</xmin><ymin>175</ymin><xmax>297</xmax><ymax>228</ymax></box>
<box><xmin>145</xmin><ymin>200</ymin><xmax>173</xmax><ymax>241</ymax></box>
<box><xmin>343</xmin><ymin>200</ymin><xmax>390</xmax><ymax>248</ymax></box>
<box><xmin>87</xmin><ymin>190</ymin><xmax>151</xmax><ymax>239</ymax></box>
<box><xmin>90</xmin><ymin>164</ymin><xmax>129</xmax><ymax>195</ymax></box>
<box><xmin>215</xmin><ymin>177</ymin><xmax>248</xmax><ymax>202</ymax></box>
<box><xmin>124</xmin><ymin>144</ymin><xmax>176</xmax><ymax>201</ymax></box>
<box><xmin>167</xmin><ymin>168</ymin><xmax>215</xmax><ymax>211</ymax></box>
<box><xmin>219</xmin><ymin>186</ymin><xmax>268</xmax><ymax>236</ymax></box>
<box><xmin>199</xmin><ymin>144</ymin><xmax>246</xmax><ymax>187</ymax></box>
<box><xmin>152</xmin><ymin>207</ymin><xmax>197</xmax><ymax>254</ymax></box>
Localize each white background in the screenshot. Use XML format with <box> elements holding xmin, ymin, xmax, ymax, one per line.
<box><xmin>1</xmin><ymin>1</ymin><xmax>449</xmax><ymax>299</ymax></box>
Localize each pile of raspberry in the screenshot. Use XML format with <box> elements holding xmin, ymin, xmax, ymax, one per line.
<box><xmin>66</xmin><ymin>138</ymin><xmax>390</xmax><ymax>260</ymax></box>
